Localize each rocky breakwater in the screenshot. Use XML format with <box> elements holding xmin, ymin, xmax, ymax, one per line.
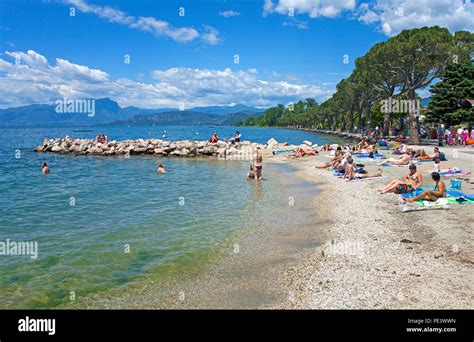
<box><xmin>34</xmin><ymin>137</ymin><xmax>320</xmax><ymax>159</ymax></box>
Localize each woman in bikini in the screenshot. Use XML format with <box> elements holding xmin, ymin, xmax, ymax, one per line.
<box><xmin>248</xmin><ymin>153</ymin><xmax>263</xmax><ymax>180</ymax></box>
<box><xmin>378</xmin><ymin>164</ymin><xmax>422</xmax><ymax>194</ymax></box>
<box><xmin>403</xmin><ymin>172</ymin><xmax>446</xmax><ymax>203</ymax></box>
<box><xmin>380</xmin><ymin>151</ymin><xmax>411</xmax><ymax>166</ymax></box>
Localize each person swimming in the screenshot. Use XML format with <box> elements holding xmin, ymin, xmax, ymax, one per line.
<box><xmin>157</xmin><ymin>164</ymin><xmax>166</xmax><ymax>174</ymax></box>
<box><xmin>41</xmin><ymin>162</ymin><xmax>50</xmax><ymax>174</ymax></box>
<box><xmin>403</xmin><ymin>172</ymin><xmax>446</xmax><ymax>203</ymax></box>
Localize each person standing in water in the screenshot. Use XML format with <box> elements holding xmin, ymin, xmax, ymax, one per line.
<box><xmin>247</xmin><ymin>152</ymin><xmax>263</xmax><ymax>180</ymax></box>
<box><xmin>157</xmin><ymin>164</ymin><xmax>166</xmax><ymax>174</ymax></box>
<box><xmin>41</xmin><ymin>162</ymin><xmax>50</xmax><ymax>174</ymax></box>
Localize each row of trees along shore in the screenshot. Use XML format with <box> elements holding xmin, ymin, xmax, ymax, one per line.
<box><xmin>238</xmin><ymin>27</ymin><xmax>474</xmax><ymax>144</ymax></box>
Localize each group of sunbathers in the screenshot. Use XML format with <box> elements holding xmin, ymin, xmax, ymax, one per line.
<box><xmin>315</xmin><ymin>138</ymin><xmax>448</xmax><ymax>201</ymax></box>
<box><xmin>378</xmin><ymin>164</ymin><xmax>446</xmax><ymax>202</ymax></box>
<box><xmin>315</xmin><ymin>146</ymin><xmax>383</xmax><ymax>181</ymax></box>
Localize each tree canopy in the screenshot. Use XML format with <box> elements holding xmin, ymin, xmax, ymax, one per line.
<box><xmin>237</xmin><ymin>26</ymin><xmax>474</xmax><ymax>143</ymax></box>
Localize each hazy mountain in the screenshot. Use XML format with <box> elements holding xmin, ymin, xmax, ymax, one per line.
<box><xmin>112</xmin><ymin>110</ymin><xmax>260</xmax><ymax>126</ymax></box>
<box><xmin>190</xmin><ymin>104</ymin><xmax>263</xmax><ymax>115</ymax></box>
<box><xmin>0</xmin><ymin>99</ymin><xmax>263</xmax><ymax>126</ymax></box>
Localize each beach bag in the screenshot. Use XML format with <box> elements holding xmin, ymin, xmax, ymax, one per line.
<box><xmin>438</xmin><ymin>151</ymin><xmax>447</xmax><ymax>161</ymax></box>
<box><xmin>395</xmin><ymin>184</ymin><xmax>410</xmax><ymax>194</ymax></box>
<box><xmin>450</xmin><ymin>179</ymin><xmax>462</xmax><ymax>190</ymax></box>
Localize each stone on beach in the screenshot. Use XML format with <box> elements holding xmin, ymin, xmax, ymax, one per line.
<box><xmin>34</xmin><ymin>136</ymin><xmax>279</xmax><ymax>159</ymax></box>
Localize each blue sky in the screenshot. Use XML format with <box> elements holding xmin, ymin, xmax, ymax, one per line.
<box><xmin>0</xmin><ymin>0</ymin><xmax>472</xmax><ymax>109</ymax></box>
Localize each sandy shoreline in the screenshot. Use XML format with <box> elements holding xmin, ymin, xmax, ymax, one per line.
<box><xmin>269</xmin><ymin>145</ymin><xmax>474</xmax><ymax>309</ymax></box>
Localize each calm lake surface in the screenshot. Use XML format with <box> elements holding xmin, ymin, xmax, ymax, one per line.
<box><xmin>0</xmin><ymin>125</ymin><xmax>344</xmax><ymax>308</ymax></box>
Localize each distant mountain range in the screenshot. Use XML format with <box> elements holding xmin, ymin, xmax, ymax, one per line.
<box><xmin>0</xmin><ymin>98</ymin><xmax>264</xmax><ymax>126</ymax></box>
<box><xmin>113</xmin><ymin>110</ymin><xmax>260</xmax><ymax>126</ymax></box>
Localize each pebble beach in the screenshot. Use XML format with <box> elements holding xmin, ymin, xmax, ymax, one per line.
<box><xmin>270</xmin><ymin>144</ymin><xmax>474</xmax><ymax>309</ymax></box>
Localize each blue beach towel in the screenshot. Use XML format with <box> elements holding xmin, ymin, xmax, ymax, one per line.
<box><xmin>402</xmin><ymin>188</ymin><xmax>474</xmax><ymax>200</ymax></box>
<box><xmin>356</xmin><ymin>153</ymin><xmax>385</xmax><ymax>158</ymax></box>
<box><xmin>272</xmin><ymin>149</ymin><xmax>295</xmax><ymax>155</ymax></box>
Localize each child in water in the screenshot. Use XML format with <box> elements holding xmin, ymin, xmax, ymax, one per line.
<box><xmin>157</xmin><ymin>164</ymin><xmax>166</xmax><ymax>174</ymax></box>
<box><xmin>41</xmin><ymin>162</ymin><xmax>50</xmax><ymax>175</ymax></box>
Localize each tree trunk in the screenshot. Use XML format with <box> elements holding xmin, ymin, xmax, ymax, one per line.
<box><xmin>349</xmin><ymin>108</ymin><xmax>354</xmax><ymax>132</ymax></box>
<box><xmin>383</xmin><ymin>112</ymin><xmax>391</xmax><ymax>137</ymax></box>
<box><xmin>408</xmin><ymin>88</ymin><xmax>420</xmax><ymax>144</ymax></box>
<box><xmin>342</xmin><ymin>111</ymin><xmax>347</xmax><ymax>132</ymax></box>
<box><xmin>365</xmin><ymin>107</ymin><xmax>371</xmax><ymax>136</ymax></box>
<box><xmin>357</xmin><ymin>111</ymin><xmax>363</xmax><ymax>133</ymax></box>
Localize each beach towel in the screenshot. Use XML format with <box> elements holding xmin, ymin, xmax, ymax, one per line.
<box><xmin>401</xmin><ymin>188</ymin><xmax>474</xmax><ymax>200</ymax></box>
<box><xmin>354</xmin><ymin>153</ymin><xmax>385</xmax><ymax>158</ymax></box>
<box><xmin>272</xmin><ymin>149</ymin><xmax>295</xmax><ymax>155</ymax></box>
<box><xmin>400</xmin><ymin>203</ymin><xmax>450</xmax><ymax>212</ymax></box>
<box><xmin>419</xmin><ymin>166</ymin><xmax>455</xmax><ymax>171</ymax></box>
<box><xmin>441</xmin><ymin>171</ymin><xmax>470</xmax><ymax>177</ymax></box>
<box><xmin>421</xmin><ymin>167</ymin><xmax>462</xmax><ymax>175</ymax></box>
<box><xmin>349</xmin><ymin>175</ymin><xmax>386</xmax><ymax>181</ymax></box>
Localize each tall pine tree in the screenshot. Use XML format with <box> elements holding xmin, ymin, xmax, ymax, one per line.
<box><xmin>427</xmin><ymin>60</ymin><xmax>474</xmax><ymax>126</ymax></box>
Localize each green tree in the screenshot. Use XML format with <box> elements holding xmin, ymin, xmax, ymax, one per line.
<box><xmin>427</xmin><ymin>60</ymin><xmax>474</xmax><ymax>126</ymax></box>
<box><xmin>386</xmin><ymin>26</ymin><xmax>458</xmax><ymax>143</ymax></box>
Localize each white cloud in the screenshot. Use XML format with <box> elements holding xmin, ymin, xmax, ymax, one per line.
<box><xmin>264</xmin><ymin>0</ymin><xmax>356</xmax><ymax>18</ymax></box>
<box><xmin>357</xmin><ymin>0</ymin><xmax>474</xmax><ymax>36</ymax></box>
<box><xmin>219</xmin><ymin>10</ymin><xmax>240</xmax><ymax>17</ymax></box>
<box><xmin>201</xmin><ymin>26</ymin><xmax>222</xmax><ymax>45</ymax></box>
<box><xmin>0</xmin><ymin>50</ymin><xmax>333</xmax><ymax>109</ymax></box>
<box><xmin>63</xmin><ymin>0</ymin><xmax>219</xmax><ymax>44</ymax></box>
<box><xmin>264</xmin><ymin>0</ymin><xmax>473</xmax><ymax>35</ymax></box>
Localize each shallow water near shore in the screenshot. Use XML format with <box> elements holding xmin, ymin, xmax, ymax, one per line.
<box><xmin>0</xmin><ymin>125</ymin><xmax>338</xmax><ymax>308</ymax></box>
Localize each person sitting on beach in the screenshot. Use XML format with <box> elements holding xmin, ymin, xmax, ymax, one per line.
<box><xmin>392</xmin><ymin>143</ymin><xmax>407</xmax><ymax>155</ymax></box>
<box><xmin>209</xmin><ymin>132</ymin><xmax>220</xmax><ymax>143</ymax></box>
<box><xmin>357</xmin><ymin>139</ymin><xmax>369</xmax><ymax>151</ymax></box>
<box><xmin>403</xmin><ymin>172</ymin><xmax>446</xmax><ymax>203</ymax></box>
<box><xmin>41</xmin><ymin>162</ymin><xmax>50</xmax><ymax>175</ymax></box>
<box><xmin>95</xmin><ymin>134</ymin><xmax>108</xmax><ymax>146</ymax></box>
<box><xmin>344</xmin><ymin>157</ymin><xmax>383</xmax><ymax>181</ymax></box>
<box><xmin>378</xmin><ymin>164</ymin><xmax>422</xmax><ymax>194</ymax></box>
<box><xmin>157</xmin><ymin>164</ymin><xmax>166</xmax><ymax>174</ymax></box>
<box><xmin>320</xmin><ymin>144</ymin><xmax>331</xmax><ymax>151</ymax></box>
<box><xmin>248</xmin><ymin>153</ymin><xmax>263</xmax><ymax>180</ymax></box>
<box><xmin>380</xmin><ymin>151</ymin><xmax>411</xmax><ymax>166</ymax></box>
<box><xmin>315</xmin><ymin>148</ymin><xmax>344</xmax><ymax>169</ymax></box>
<box><xmin>413</xmin><ymin>147</ymin><xmax>439</xmax><ymax>160</ymax></box>
<box><xmin>226</xmin><ymin>131</ymin><xmax>241</xmax><ymax>144</ymax></box>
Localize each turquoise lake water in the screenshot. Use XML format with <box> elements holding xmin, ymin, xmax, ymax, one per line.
<box><xmin>0</xmin><ymin>125</ymin><xmax>344</xmax><ymax>308</ymax></box>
